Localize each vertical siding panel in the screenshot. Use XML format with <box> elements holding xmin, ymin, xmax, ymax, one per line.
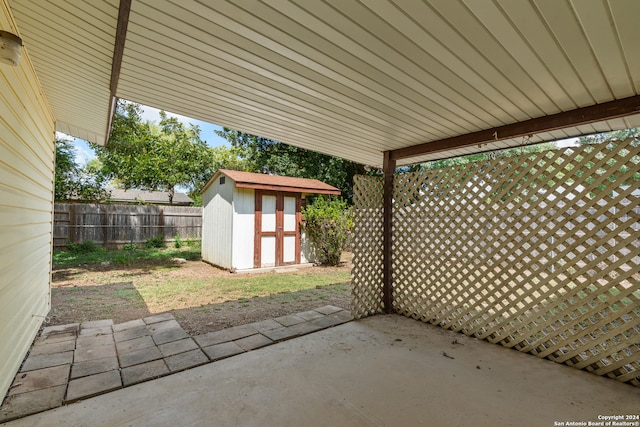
<box><xmin>0</xmin><ymin>1</ymin><xmax>56</xmax><ymax>398</ymax></box>
<box><xmin>232</xmin><ymin>187</ymin><xmax>255</xmax><ymax>270</ymax></box>
<box><xmin>201</xmin><ymin>174</ymin><xmax>234</xmax><ymax>269</ymax></box>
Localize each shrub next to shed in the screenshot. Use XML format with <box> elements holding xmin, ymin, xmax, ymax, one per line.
<box><xmin>302</xmin><ymin>197</ymin><xmax>353</xmax><ymax>266</ymax></box>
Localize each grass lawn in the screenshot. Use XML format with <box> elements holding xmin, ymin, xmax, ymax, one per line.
<box><xmin>51</xmin><ymin>245</ymin><xmax>353</xmax><ymax>334</ymax></box>
<box><xmin>133</xmin><ymin>271</ymin><xmax>351</xmax><ymax>308</ymax></box>
<box><xmin>53</xmin><ymin>243</ymin><xmax>202</xmax><ymax>267</ymax></box>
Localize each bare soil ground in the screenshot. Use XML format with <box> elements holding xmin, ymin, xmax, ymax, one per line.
<box><xmin>49</xmin><ymin>254</ymin><xmax>352</xmax><ymax>335</ymax></box>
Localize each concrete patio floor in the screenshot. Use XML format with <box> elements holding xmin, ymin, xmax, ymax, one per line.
<box><xmin>0</xmin><ymin>306</ymin><xmax>352</xmax><ymax>423</ymax></box>
<box><xmin>2</xmin><ymin>314</ymin><xmax>638</xmax><ymax>427</ymax></box>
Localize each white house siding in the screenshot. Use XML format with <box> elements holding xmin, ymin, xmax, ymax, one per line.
<box><xmin>201</xmin><ymin>175</ymin><xmax>234</xmax><ymax>269</ymax></box>
<box><xmin>231</xmin><ymin>187</ymin><xmax>255</xmax><ymax>270</ymax></box>
<box><xmin>0</xmin><ymin>1</ymin><xmax>56</xmax><ymax>398</ymax></box>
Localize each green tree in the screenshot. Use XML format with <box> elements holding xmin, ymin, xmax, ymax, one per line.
<box><xmin>214</xmin><ymin>128</ymin><xmax>367</xmax><ymax>202</ymax></box>
<box><xmin>302</xmin><ymin>196</ymin><xmax>353</xmax><ymax>266</ymax></box>
<box><xmin>418</xmin><ymin>142</ymin><xmax>557</xmax><ymax>171</ymax></box>
<box><xmin>97</xmin><ymin>101</ymin><xmax>244</xmax><ymax>204</ymax></box>
<box><xmin>54</xmin><ymin>138</ymin><xmax>109</xmax><ymax>201</ymax></box>
<box><xmin>577</xmin><ymin>128</ymin><xmax>640</xmax><ymax>188</ymax></box>
<box><xmin>578</xmin><ymin>128</ymin><xmax>639</xmax><ymax>145</ymax></box>
<box><xmin>188</xmin><ymin>145</ymin><xmax>249</xmax><ymax>206</ymax></box>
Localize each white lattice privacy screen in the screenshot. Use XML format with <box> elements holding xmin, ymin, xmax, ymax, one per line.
<box><xmin>352</xmin><ymin>175</ymin><xmax>385</xmax><ymax>319</ymax></box>
<box><xmin>352</xmin><ymin>138</ymin><xmax>640</xmax><ymax>386</ymax></box>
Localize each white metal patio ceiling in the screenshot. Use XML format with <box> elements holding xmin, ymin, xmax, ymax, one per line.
<box><xmin>9</xmin><ymin>0</ymin><xmax>640</xmax><ymax>166</ymax></box>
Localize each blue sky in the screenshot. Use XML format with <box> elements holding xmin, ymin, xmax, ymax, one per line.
<box><xmin>63</xmin><ymin>104</ymin><xmax>230</xmax><ymax>166</ymax></box>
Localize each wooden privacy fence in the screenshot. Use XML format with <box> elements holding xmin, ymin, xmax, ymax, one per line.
<box><xmin>352</xmin><ymin>138</ymin><xmax>640</xmax><ymax>387</ymax></box>
<box><xmin>54</xmin><ymin>203</ymin><xmax>202</xmax><ymax>249</ymax></box>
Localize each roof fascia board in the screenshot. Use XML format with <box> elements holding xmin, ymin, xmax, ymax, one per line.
<box><xmin>235</xmin><ymin>182</ymin><xmax>341</xmax><ymax>195</ymax></box>
<box><xmin>105</xmin><ymin>0</ymin><xmax>132</xmax><ymax>145</ymax></box>
<box><xmin>200</xmin><ymin>170</ymin><xmax>225</xmax><ymax>195</ymax></box>
<box><xmin>391</xmin><ymin>94</ymin><xmax>640</xmax><ymax>162</ymax></box>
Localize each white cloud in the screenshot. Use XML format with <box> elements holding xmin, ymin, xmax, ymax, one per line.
<box><xmin>139</xmin><ymin>105</ymin><xmax>194</xmax><ymax>126</ymax></box>
<box><xmin>55</xmin><ymin>131</ymin><xmax>96</xmax><ymax>166</ymax></box>
<box><xmin>73</xmin><ymin>141</ymin><xmax>95</xmax><ymax>166</ymax></box>
<box><xmin>55</xmin><ymin>131</ymin><xmax>74</xmax><ymax>142</ymax></box>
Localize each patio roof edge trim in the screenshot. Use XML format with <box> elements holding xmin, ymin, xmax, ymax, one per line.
<box><xmin>104</xmin><ymin>0</ymin><xmax>132</xmax><ymax>145</ymax></box>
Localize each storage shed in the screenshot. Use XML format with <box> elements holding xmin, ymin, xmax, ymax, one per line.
<box><xmin>201</xmin><ymin>169</ymin><xmax>341</xmax><ymax>270</ymax></box>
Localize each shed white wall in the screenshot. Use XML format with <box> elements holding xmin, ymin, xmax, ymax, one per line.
<box><xmin>231</xmin><ymin>187</ymin><xmax>255</xmax><ymax>270</ymax></box>
<box><xmin>0</xmin><ymin>1</ymin><xmax>56</xmax><ymax>398</ymax></box>
<box><xmin>202</xmin><ymin>180</ymin><xmax>321</xmax><ymax>270</ymax></box>
<box><xmin>201</xmin><ymin>175</ymin><xmax>234</xmax><ymax>269</ymax></box>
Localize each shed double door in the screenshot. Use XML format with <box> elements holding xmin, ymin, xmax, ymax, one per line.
<box><xmin>254</xmin><ymin>191</ymin><xmax>301</xmax><ymax>268</ymax></box>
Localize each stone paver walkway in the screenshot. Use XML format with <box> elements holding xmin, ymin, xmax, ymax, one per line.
<box><xmin>0</xmin><ymin>306</ymin><xmax>352</xmax><ymax>423</ymax></box>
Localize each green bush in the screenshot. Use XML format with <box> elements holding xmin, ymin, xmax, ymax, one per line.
<box><xmin>145</xmin><ymin>235</ymin><xmax>166</xmax><ymax>248</ymax></box>
<box><xmin>123</xmin><ymin>243</ymin><xmax>137</xmax><ymax>251</ymax></box>
<box><xmin>67</xmin><ymin>240</ymin><xmax>97</xmax><ymax>254</ymax></box>
<box><xmin>113</xmin><ymin>253</ymin><xmax>131</xmax><ymax>264</ymax></box>
<box><xmin>174</xmin><ymin>234</ymin><xmax>183</xmax><ymax>248</ymax></box>
<box><xmin>302</xmin><ymin>197</ymin><xmax>353</xmax><ymax>266</ymax></box>
<box><xmin>186</xmin><ymin>237</ymin><xmax>201</xmax><ymax>248</ymax></box>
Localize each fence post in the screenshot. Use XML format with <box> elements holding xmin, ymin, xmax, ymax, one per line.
<box><xmin>159</xmin><ymin>208</ymin><xmax>165</xmax><ymax>242</ymax></box>
<box><xmin>103</xmin><ymin>204</ymin><xmax>109</xmax><ymax>248</ymax></box>
<box><xmin>129</xmin><ymin>225</ymin><xmax>134</xmax><ymax>262</ymax></box>
<box><xmin>129</xmin><ymin>213</ymin><xmax>137</xmax><ymax>262</ymax></box>
<box><xmin>69</xmin><ymin>203</ymin><xmax>76</xmax><ymax>244</ymax></box>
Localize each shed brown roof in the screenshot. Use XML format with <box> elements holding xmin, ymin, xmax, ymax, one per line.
<box><xmin>208</xmin><ymin>170</ymin><xmax>341</xmax><ymax>195</ymax></box>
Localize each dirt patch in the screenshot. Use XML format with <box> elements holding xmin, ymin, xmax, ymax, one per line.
<box><xmin>49</xmin><ymin>254</ymin><xmax>352</xmax><ymax>335</ymax></box>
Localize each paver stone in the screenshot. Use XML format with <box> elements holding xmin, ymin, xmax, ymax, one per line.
<box><xmin>158</xmin><ymin>338</ymin><xmax>198</xmax><ymax>357</ymax></box>
<box><xmin>274</xmin><ymin>314</ymin><xmax>306</xmax><ymax>327</ymax></box>
<box><xmin>193</xmin><ymin>330</ymin><xmax>231</xmax><ymax>347</ymax></box>
<box><xmin>152</xmin><ymin>327</ymin><xmax>188</xmax><ymax>345</ymax></box>
<box><xmin>119</xmin><ymin>345</ymin><xmax>163</xmax><ymax>368</ymax></box>
<box><xmin>71</xmin><ymin>356</ymin><xmax>119</xmax><ymax>379</ymax></box>
<box><xmin>66</xmin><ymin>370</ymin><xmax>122</xmax><ymax>402</ymax></box>
<box><xmin>0</xmin><ymin>385</ymin><xmax>66</xmax><ymax>423</ymax></box>
<box><xmin>113</xmin><ymin>318</ymin><xmax>145</xmax><ymax>332</ymax></box>
<box><xmin>121</xmin><ymin>360</ymin><xmax>169</xmax><ymax>386</ymax></box>
<box><xmin>29</xmin><ymin>339</ymin><xmax>76</xmax><ymax>356</ymax></box>
<box><xmin>8</xmin><ymin>365</ymin><xmax>70</xmax><ymax>396</ymax></box>
<box><xmin>234</xmin><ymin>334</ymin><xmax>273</xmax><ymax>351</ymax></box>
<box><xmin>164</xmin><ymin>349</ymin><xmax>209</xmax><ymax>373</ymax></box>
<box><xmin>314</xmin><ymin>305</ymin><xmax>343</xmax><ymax>315</ymax></box>
<box><xmin>202</xmin><ymin>342</ymin><xmax>244</xmax><ymax>361</ymax></box>
<box><xmin>21</xmin><ymin>351</ymin><xmax>73</xmax><ymax>372</ymax></box>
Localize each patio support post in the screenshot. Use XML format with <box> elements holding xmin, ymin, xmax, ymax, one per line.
<box><xmin>382</xmin><ymin>151</ymin><xmax>395</xmax><ymax>313</ymax></box>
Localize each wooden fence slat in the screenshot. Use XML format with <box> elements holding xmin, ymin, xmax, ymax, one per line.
<box><xmin>53</xmin><ymin>203</ymin><xmax>202</xmax><ymax>249</ymax></box>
